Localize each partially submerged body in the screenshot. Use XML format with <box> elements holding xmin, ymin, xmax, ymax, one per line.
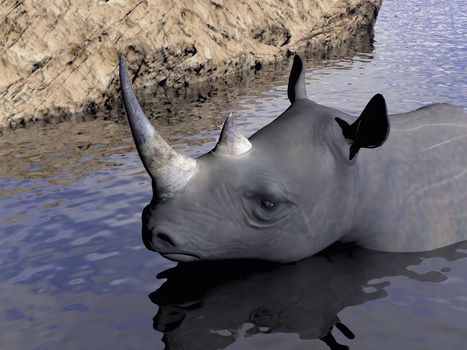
<box><xmin>351</xmin><ymin>103</ymin><xmax>467</xmax><ymax>252</ymax></box>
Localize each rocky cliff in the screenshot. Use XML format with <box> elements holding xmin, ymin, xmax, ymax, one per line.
<box><xmin>0</xmin><ymin>0</ymin><xmax>382</xmax><ymax>129</ymax></box>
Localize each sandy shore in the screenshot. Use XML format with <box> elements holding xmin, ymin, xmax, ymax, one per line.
<box><xmin>0</xmin><ymin>0</ymin><xmax>382</xmax><ymax>129</ymax></box>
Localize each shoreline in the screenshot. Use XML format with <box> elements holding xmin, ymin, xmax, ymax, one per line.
<box><xmin>0</xmin><ymin>0</ymin><xmax>382</xmax><ymax>130</ymax></box>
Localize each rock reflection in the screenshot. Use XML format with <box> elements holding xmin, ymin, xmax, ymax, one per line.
<box><xmin>0</xmin><ymin>29</ymin><xmax>375</xmax><ymax>198</ymax></box>
<box><xmin>150</xmin><ymin>241</ymin><xmax>467</xmax><ymax>350</ymax></box>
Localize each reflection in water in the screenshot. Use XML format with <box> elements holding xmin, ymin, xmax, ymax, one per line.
<box><xmin>0</xmin><ymin>31</ymin><xmax>374</xmax><ymax>191</ymax></box>
<box><xmin>150</xmin><ymin>242</ymin><xmax>467</xmax><ymax>350</ymax></box>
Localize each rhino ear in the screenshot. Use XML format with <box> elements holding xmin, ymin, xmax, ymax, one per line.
<box><xmin>287</xmin><ymin>55</ymin><xmax>307</xmax><ymax>103</ymax></box>
<box><xmin>335</xmin><ymin>94</ymin><xmax>390</xmax><ymax>160</ymax></box>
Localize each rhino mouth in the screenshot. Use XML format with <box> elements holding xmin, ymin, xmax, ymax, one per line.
<box><xmin>161</xmin><ymin>253</ymin><xmax>200</xmax><ymax>262</ymax></box>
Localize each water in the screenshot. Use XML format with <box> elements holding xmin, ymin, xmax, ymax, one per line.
<box><xmin>0</xmin><ymin>0</ymin><xmax>466</xmax><ymax>349</ymax></box>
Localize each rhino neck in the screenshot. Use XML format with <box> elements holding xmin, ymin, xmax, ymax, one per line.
<box><xmin>326</xmin><ymin>114</ymin><xmax>361</xmax><ymax>245</ymax></box>
<box><xmin>345</xmin><ymin>113</ymin><xmax>401</xmax><ymax>245</ymax></box>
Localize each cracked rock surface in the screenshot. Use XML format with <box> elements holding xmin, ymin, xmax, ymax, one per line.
<box><xmin>0</xmin><ymin>0</ymin><xmax>382</xmax><ymax>128</ymax></box>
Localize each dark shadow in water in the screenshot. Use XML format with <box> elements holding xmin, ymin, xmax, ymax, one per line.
<box><xmin>149</xmin><ymin>241</ymin><xmax>467</xmax><ymax>350</ymax></box>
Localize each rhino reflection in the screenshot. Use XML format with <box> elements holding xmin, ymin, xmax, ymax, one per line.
<box><xmin>150</xmin><ymin>242</ymin><xmax>467</xmax><ymax>350</ymax></box>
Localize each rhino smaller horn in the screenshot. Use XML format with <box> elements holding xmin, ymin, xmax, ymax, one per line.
<box><xmin>213</xmin><ymin>114</ymin><xmax>252</xmax><ymax>156</ymax></box>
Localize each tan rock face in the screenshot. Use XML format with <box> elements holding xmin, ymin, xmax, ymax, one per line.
<box><xmin>0</xmin><ymin>0</ymin><xmax>382</xmax><ymax>128</ymax></box>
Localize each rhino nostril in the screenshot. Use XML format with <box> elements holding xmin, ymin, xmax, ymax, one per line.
<box><xmin>156</xmin><ymin>232</ymin><xmax>176</xmax><ymax>247</ymax></box>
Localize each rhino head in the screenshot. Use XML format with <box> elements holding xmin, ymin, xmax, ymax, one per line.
<box><xmin>120</xmin><ymin>55</ymin><xmax>390</xmax><ymax>262</ymax></box>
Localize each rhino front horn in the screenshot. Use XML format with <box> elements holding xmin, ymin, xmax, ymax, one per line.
<box><xmin>119</xmin><ymin>55</ymin><xmax>196</xmax><ymax>200</ymax></box>
<box><xmin>212</xmin><ymin>113</ymin><xmax>252</xmax><ymax>156</ymax></box>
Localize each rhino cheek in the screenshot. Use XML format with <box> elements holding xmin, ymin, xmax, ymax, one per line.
<box><xmin>197</xmin><ymin>203</ymin><xmax>311</xmax><ymax>261</ymax></box>
<box><xmin>271</xmin><ymin>208</ymin><xmax>334</xmax><ymax>261</ymax></box>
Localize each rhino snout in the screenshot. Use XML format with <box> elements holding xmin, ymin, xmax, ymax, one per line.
<box><xmin>143</xmin><ymin>226</ymin><xmax>177</xmax><ymax>251</ymax></box>
<box><xmin>155</xmin><ymin>232</ymin><xmax>177</xmax><ymax>248</ymax></box>
<box><xmin>142</xmin><ymin>225</ymin><xmax>201</xmax><ymax>262</ymax></box>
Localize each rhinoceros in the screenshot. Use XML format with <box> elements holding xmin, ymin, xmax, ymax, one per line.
<box><xmin>119</xmin><ymin>54</ymin><xmax>467</xmax><ymax>263</ymax></box>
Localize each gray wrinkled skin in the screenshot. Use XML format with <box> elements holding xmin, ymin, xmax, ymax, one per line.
<box><xmin>121</xmin><ymin>55</ymin><xmax>467</xmax><ymax>263</ymax></box>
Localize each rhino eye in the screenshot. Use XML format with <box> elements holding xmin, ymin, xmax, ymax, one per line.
<box><xmin>261</xmin><ymin>199</ymin><xmax>275</xmax><ymax>209</ymax></box>
<box><xmin>241</xmin><ymin>182</ymin><xmax>295</xmax><ymax>227</ymax></box>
